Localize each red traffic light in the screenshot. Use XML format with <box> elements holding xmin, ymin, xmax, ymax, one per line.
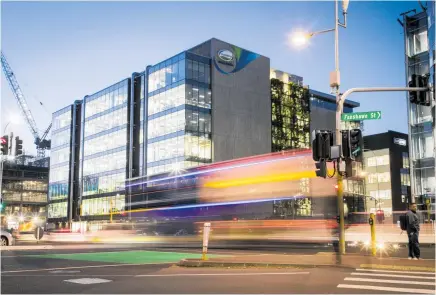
<box><xmin>0</xmin><ymin>137</ymin><xmax>6</xmax><ymax>145</ymax></box>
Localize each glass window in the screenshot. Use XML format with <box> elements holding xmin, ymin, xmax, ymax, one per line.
<box><xmin>48</xmin><ymin>202</ymin><xmax>68</xmax><ymax>218</ymax></box>
<box><xmin>82</xmin><ymin>194</ymin><xmax>125</xmax><ymax>216</ymax></box>
<box><xmin>187</xmin><ymin>60</ymin><xmax>193</xmax><ymax>80</ymax></box>
<box><xmin>52</xmin><ymin>111</ymin><xmax>71</xmax><ymax>131</ymax></box>
<box><xmin>82</xmin><ymin>149</ymin><xmax>126</xmax><ymax>177</ymax></box>
<box><xmin>408</xmin><ymin>28</ymin><xmax>429</xmax><ymax>56</ymax></box>
<box><xmin>84</xmin><ymin>107</ymin><xmax>127</xmax><ymax>137</ymax></box>
<box><xmin>366</xmin><ymin>155</ymin><xmax>390</xmax><ymax>167</ymax></box>
<box><xmin>85</xmin><ymin>83</ymin><xmax>128</xmax><ymax>118</ymax></box>
<box><xmin>50</xmin><ymin>147</ymin><xmax>70</xmax><ymax>165</ymax></box>
<box><xmin>186</xmin><ymin>109</ymin><xmax>199</xmax><ymax>133</ymax></box>
<box><xmin>147</xmin><ymin>136</ymin><xmax>184</xmax><ymax>163</ymax></box>
<box><xmin>148</xmin><ymin>110</ymin><xmax>185</xmax><ymax>139</ymax></box>
<box><xmin>179</xmin><ymin>59</ymin><xmax>186</xmax><ymax>80</ymax></box>
<box><xmin>84</xmin><ymin>128</ymin><xmax>127</xmax><ymax>157</ymax></box>
<box><xmin>49</xmin><ymin>182</ymin><xmax>69</xmax><ymax>200</ymax></box>
<box><xmin>52</xmin><ymin>129</ymin><xmax>71</xmax><ymax>148</ymax></box>
<box><xmin>402</xmin><ymin>152</ymin><xmax>410</xmax><ymax>168</ymax></box>
<box><xmin>83</xmin><ymin>172</ymin><xmax>125</xmax><ymax>196</ymax></box>
<box><xmin>49</xmin><ymin>165</ymin><xmax>70</xmax><ymax>183</ymax></box>
<box><xmin>148</xmin><ymin>84</ymin><xmax>185</xmax><ymax>116</ymax></box>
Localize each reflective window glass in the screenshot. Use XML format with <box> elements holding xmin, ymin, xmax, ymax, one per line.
<box><xmin>148</xmin><ymin>84</ymin><xmax>185</xmax><ymax>115</ymax></box>
<box><xmin>148</xmin><ymin>110</ymin><xmax>185</xmax><ymax>139</ymax></box>
<box><xmin>84</xmin><ymin>128</ymin><xmax>127</xmax><ymax>157</ymax></box>
<box><xmin>82</xmin><ymin>150</ymin><xmax>126</xmax><ymax>177</ymax></box>
<box><xmin>84</xmin><ymin>107</ymin><xmax>127</xmax><ymax>137</ymax></box>
<box><xmin>52</xmin><ymin>111</ymin><xmax>71</xmax><ymax>131</ymax></box>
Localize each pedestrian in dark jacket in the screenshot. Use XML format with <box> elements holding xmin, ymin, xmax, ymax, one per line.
<box><xmin>407</xmin><ymin>203</ymin><xmax>420</xmax><ymax>260</ymax></box>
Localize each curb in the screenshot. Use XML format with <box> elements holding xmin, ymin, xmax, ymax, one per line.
<box><xmin>177</xmin><ymin>259</ymin><xmax>356</xmax><ymax>270</ymax></box>
<box><xmin>178</xmin><ymin>259</ymin><xmax>436</xmax><ymax>272</ymax></box>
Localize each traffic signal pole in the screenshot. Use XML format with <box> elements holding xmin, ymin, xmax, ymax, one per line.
<box><xmin>335</xmin><ymin>86</ymin><xmax>430</xmax><ymax>255</ymax></box>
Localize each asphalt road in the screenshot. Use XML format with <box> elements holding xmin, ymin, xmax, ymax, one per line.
<box><xmin>11</xmin><ymin>239</ymin><xmax>436</xmax><ymax>259</ymax></box>
<box><xmin>2</xmin><ymin>246</ymin><xmax>435</xmax><ymax>294</ymax></box>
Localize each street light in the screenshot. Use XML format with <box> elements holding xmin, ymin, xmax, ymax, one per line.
<box><xmin>290</xmin><ymin>0</ymin><xmax>348</xmax><ymax>255</ymax></box>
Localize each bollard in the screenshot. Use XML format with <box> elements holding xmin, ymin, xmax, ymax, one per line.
<box><xmin>202</xmin><ymin>222</ymin><xmax>211</xmax><ymax>261</ymax></box>
<box><xmin>369</xmin><ymin>213</ymin><xmax>376</xmax><ymax>256</ymax></box>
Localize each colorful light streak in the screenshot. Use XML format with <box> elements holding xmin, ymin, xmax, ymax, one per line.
<box><xmin>127</xmin><ymin>153</ymin><xmax>310</xmax><ymax>188</ymax></box>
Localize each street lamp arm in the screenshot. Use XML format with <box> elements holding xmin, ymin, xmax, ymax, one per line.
<box><xmin>336</xmin><ymin>86</ymin><xmax>429</xmax><ymax>114</ymax></box>
<box><xmin>338</xmin><ymin>12</ymin><xmax>348</xmax><ymax>28</ymax></box>
<box><xmin>310</xmin><ymin>28</ymin><xmax>335</xmax><ymax>37</ymax></box>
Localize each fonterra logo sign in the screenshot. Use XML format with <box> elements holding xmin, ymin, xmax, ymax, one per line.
<box><xmin>213</xmin><ymin>45</ymin><xmax>260</xmax><ymax>75</ymax></box>
<box><xmin>217</xmin><ymin>49</ymin><xmax>234</xmax><ymax>66</ymax></box>
<box><xmin>218</xmin><ymin>49</ymin><xmax>234</xmax><ymax>63</ymax></box>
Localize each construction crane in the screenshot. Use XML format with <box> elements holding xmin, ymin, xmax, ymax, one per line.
<box><xmin>1</xmin><ymin>51</ymin><xmax>51</xmax><ymax>158</ymax></box>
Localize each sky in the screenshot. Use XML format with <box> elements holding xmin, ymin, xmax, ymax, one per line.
<box><xmin>1</xmin><ymin>1</ymin><xmax>425</xmax><ymax>153</ymax></box>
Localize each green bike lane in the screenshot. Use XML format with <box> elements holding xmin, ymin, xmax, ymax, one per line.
<box><xmin>1</xmin><ymin>249</ymin><xmax>230</xmax><ymax>273</ymax></box>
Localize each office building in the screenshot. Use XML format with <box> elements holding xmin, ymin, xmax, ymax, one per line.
<box><xmin>0</xmin><ymin>157</ymin><xmax>48</xmax><ymax>229</ymax></box>
<box><xmin>48</xmin><ymin>38</ymin><xmax>360</xmax><ymax>224</ymax></box>
<box><xmin>401</xmin><ymin>3</ymin><xmax>435</xmax><ymax>212</ymax></box>
<box><xmin>363</xmin><ymin>131</ymin><xmax>411</xmax><ymax>223</ymax></box>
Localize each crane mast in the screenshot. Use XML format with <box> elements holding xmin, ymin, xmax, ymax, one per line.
<box><xmin>1</xmin><ymin>51</ymin><xmax>51</xmax><ymax>158</ymax></box>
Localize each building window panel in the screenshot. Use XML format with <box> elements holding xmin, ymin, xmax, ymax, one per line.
<box><xmin>81</xmin><ymin>195</ymin><xmax>125</xmax><ymax>216</ymax></box>
<box><xmin>84</xmin><ymin>107</ymin><xmax>128</xmax><ymax>137</ymax></box>
<box><xmin>52</xmin><ymin>111</ymin><xmax>71</xmax><ymax>131</ymax></box>
<box><xmin>48</xmin><ymin>202</ymin><xmax>68</xmax><ymax>218</ymax></box>
<box><xmin>82</xmin><ymin>150</ymin><xmax>126</xmax><ymax>177</ymax></box>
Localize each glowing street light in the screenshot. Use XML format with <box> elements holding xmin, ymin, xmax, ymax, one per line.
<box><xmin>289</xmin><ymin>31</ymin><xmax>311</xmax><ymax>48</ymax></box>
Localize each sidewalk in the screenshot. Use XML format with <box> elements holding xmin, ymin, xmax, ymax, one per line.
<box><xmin>178</xmin><ymin>252</ymin><xmax>436</xmax><ymax>271</ymax></box>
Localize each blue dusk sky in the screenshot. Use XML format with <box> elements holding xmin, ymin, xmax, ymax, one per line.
<box><xmin>1</xmin><ymin>1</ymin><xmax>424</xmax><ymax>153</ymax></box>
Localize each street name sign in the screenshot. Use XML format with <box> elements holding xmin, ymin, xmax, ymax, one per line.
<box><xmin>341</xmin><ymin>111</ymin><xmax>381</xmax><ymax>121</ymax></box>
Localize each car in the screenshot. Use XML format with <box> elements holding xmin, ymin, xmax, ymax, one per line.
<box><xmin>1</xmin><ymin>229</ymin><xmax>14</xmax><ymax>246</ymax></box>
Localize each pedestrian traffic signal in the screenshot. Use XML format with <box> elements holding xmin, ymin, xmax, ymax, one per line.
<box><xmin>315</xmin><ymin>160</ymin><xmax>327</xmax><ymax>178</ymax></box>
<box><xmin>349</xmin><ymin>129</ymin><xmax>363</xmax><ymax>161</ymax></box>
<box><xmin>1</xmin><ymin>135</ymin><xmax>9</xmax><ymax>155</ymax></box>
<box><xmin>15</xmin><ymin>136</ymin><xmax>23</xmax><ymax>156</ymax></box>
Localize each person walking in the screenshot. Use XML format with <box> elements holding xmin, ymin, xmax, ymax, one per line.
<box><xmin>407</xmin><ymin>203</ymin><xmax>420</xmax><ymax>260</ymax></box>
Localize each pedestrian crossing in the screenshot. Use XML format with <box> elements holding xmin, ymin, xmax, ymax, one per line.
<box><xmin>337</xmin><ymin>268</ymin><xmax>436</xmax><ymax>294</ymax></box>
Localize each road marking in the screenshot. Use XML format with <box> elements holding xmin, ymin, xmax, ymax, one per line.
<box><xmin>351</xmin><ymin>272</ymin><xmax>436</xmax><ymax>279</ymax></box>
<box><xmin>1</xmin><ymin>262</ymin><xmax>174</xmax><ymax>273</ymax></box>
<box><xmin>135</xmin><ymin>272</ymin><xmax>310</xmax><ymax>277</ymax></box>
<box><xmin>356</xmin><ymin>268</ymin><xmax>436</xmax><ymax>275</ymax></box>
<box><xmin>337</xmin><ymin>284</ymin><xmax>435</xmax><ymax>294</ymax></box>
<box><xmin>64</xmin><ymin>278</ymin><xmax>112</xmax><ymax>285</ymax></box>
<box><xmin>344</xmin><ymin>277</ymin><xmax>436</xmax><ymax>286</ymax></box>
<box><xmin>49</xmin><ymin>270</ymin><xmax>81</xmax><ymax>274</ymax></box>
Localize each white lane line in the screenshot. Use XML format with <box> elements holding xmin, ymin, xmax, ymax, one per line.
<box><xmin>337</xmin><ymin>284</ymin><xmax>435</xmax><ymax>294</ymax></box>
<box><xmin>64</xmin><ymin>278</ymin><xmax>112</xmax><ymax>285</ymax></box>
<box><xmin>351</xmin><ymin>272</ymin><xmax>436</xmax><ymax>279</ymax></box>
<box><xmin>344</xmin><ymin>277</ymin><xmax>436</xmax><ymax>286</ymax></box>
<box><xmin>1</xmin><ymin>262</ymin><xmax>174</xmax><ymax>273</ymax></box>
<box><xmin>356</xmin><ymin>268</ymin><xmax>436</xmax><ymax>275</ymax></box>
<box><xmin>135</xmin><ymin>272</ymin><xmax>310</xmax><ymax>277</ymax></box>
<box><xmin>50</xmin><ymin>270</ymin><xmax>81</xmax><ymax>274</ymax></box>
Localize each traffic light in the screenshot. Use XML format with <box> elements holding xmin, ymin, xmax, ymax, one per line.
<box><xmin>408</xmin><ymin>74</ymin><xmax>418</xmax><ymax>104</ymax></box>
<box><xmin>312</xmin><ymin>130</ymin><xmax>334</xmax><ymax>161</ymax></box>
<box><xmin>15</xmin><ymin>136</ymin><xmax>23</xmax><ymax>156</ymax></box>
<box><xmin>1</xmin><ymin>135</ymin><xmax>9</xmax><ymax>155</ymax></box>
<box><xmin>315</xmin><ymin>160</ymin><xmax>327</xmax><ymax>178</ymax></box>
<box><xmin>349</xmin><ymin>129</ymin><xmax>363</xmax><ymax>161</ymax></box>
<box><xmin>409</xmin><ymin>74</ymin><xmax>430</xmax><ymax>106</ymax></box>
<box><xmin>417</xmin><ymin>75</ymin><xmax>430</xmax><ymax>106</ymax></box>
<box><xmin>341</xmin><ymin>130</ymin><xmax>350</xmax><ymax>159</ymax></box>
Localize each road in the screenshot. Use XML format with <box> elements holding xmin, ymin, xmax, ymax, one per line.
<box><xmin>2</xmin><ymin>246</ymin><xmax>435</xmax><ymax>294</ymax></box>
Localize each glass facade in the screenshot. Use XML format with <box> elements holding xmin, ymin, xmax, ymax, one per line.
<box><xmin>81</xmin><ymin>194</ymin><xmax>125</xmax><ymax>216</ymax></box>
<box><xmin>49</xmin><ymin>107</ymin><xmax>72</xmax><ymax>214</ymax></box>
<box><xmin>404</xmin><ymin>9</ymin><xmax>435</xmax><ymax>204</ymax></box>
<box><xmin>146</xmin><ymin>54</ymin><xmax>212</xmax><ymax>176</ymax></box>
<box><xmin>80</xmin><ymin>79</ymin><xmax>129</xmax><ymax>199</ymax></box>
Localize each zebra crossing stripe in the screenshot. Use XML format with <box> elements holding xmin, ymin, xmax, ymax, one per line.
<box><xmin>355</xmin><ymin>268</ymin><xmax>435</xmax><ymax>275</ymax></box>
<box><xmin>337</xmin><ymin>284</ymin><xmax>436</xmax><ymax>294</ymax></box>
<box><xmin>351</xmin><ymin>272</ymin><xmax>436</xmax><ymax>279</ymax></box>
<box><xmin>344</xmin><ymin>277</ymin><xmax>436</xmax><ymax>286</ymax></box>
